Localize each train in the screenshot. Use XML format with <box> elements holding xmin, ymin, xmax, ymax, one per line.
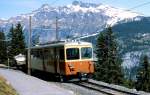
<box><xmin>22</xmin><ymin>40</ymin><xmax>94</xmax><ymax>81</ymax></box>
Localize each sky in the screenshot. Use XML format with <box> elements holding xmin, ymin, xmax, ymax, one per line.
<box><xmin>1</xmin><ymin>0</ymin><xmax>150</xmax><ymax>19</ymax></box>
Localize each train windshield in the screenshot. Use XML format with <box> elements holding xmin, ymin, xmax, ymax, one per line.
<box><xmin>66</xmin><ymin>48</ymin><xmax>79</xmax><ymax>60</ymax></box>
<box><xmin>81</xmin><ymin>47</ymin><xmax>92</xmax><ymax>59</ymax></box>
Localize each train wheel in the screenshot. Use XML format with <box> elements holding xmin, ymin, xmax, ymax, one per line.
<box><xmin>77</xmin><ymin>72</ymin><xmax>82</xmax><ymax>81</ymax></box>
<box><xmin>55</xmin><ymin>74</ymin><xmax>64</xmax><ymax>82</ymax></box>
<box><xmin>59</xmin><ymin>75</ymin><xmax>68</xmax><ymax>82</ymax></box>
<box><xmin>59</xmin><ymin>75</ymin><xmax>64</xmax><ymax>82</ymax></box>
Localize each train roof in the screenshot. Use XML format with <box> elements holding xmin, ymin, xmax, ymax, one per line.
<box><xmin>29</xmin><ymin>41</ymin><xmax>92</xmax><ymax>49</ymax></box>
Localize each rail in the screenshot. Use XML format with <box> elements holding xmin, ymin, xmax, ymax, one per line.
<box><xmin>72</xmin><ymin>79</ymin><xmax>149</xmax><ymax>95</ymax></box>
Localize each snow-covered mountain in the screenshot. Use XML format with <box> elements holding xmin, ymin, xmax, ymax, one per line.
<box><xmin>0</xmin><ymin>1</ymin><xmax>143</xmax><ymax>43</ymax></box>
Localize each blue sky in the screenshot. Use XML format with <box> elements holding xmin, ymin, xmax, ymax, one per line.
<box><xmin>1</xmin><ymin>0</ymin><xmax>150</xmax><ymax>19</ymax></box>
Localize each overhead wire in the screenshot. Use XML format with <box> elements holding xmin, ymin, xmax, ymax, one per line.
<box><xmin>129</xmin><ymin>1</ymin><xmax>150</xmax><ymax>10</ymax></box>
<box><xmin>121</xmin><ymin>1</ymin><xmax>150</xmax><ymax>16</ymax></box>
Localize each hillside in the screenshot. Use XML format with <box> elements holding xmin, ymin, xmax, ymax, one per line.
<box><xmin>82</xmin><ymin>17</ymin><xmax>150</xmax><ymax>80</ymax></box>
<box><xmin>0</xmin><ymin>76</ymin><xmax>18</xmax><ymax>95</ymax></box>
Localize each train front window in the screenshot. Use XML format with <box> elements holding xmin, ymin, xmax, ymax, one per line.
<box><xmin>81</xmin><ymin>47</ymin><xmax>92</xmax><ymax>59</ymax></box>
<box><xmin>66</xmin><ymin>48</ymin><xmax>79</xmax><ymax>60</ymax></box>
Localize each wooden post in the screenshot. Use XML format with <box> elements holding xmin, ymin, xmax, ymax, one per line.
<box><xmin>27</xmin><ymin>16</ymin><xmax>32</xmax><ymax>75</ymax></box>
<box><xmin>56</xmin><ymin>16</ymin><xmax>58</xmax><ymax>41</ymax></box>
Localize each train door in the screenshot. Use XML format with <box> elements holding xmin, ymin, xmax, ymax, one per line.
<box><xmin>56</xmin><ymin>47</ymin><xmax>66</xmax><ymax>82</ymax></box>
<box><xmin>43</xmin><ymin>48</ymin><xmax>55</xmax><ymax>73</ymax></box>
<box><xmin>54</xmin><ymin>48</ymin><xmax>57</xmax><ymax>74</ymax></box>
<box><xmin>54</xmin><ymin>47</ymin><xmax>64</xmax><ymax>76</ymax></box>
<box><xmin>56</xmin><ymin>47</ymin><xmax>60</xmax><ymax>74</ymax></box>
<box><xmin>55</xmin><ymin>47</ymin><xmax>65</xmax><ymax>75</ymax></box>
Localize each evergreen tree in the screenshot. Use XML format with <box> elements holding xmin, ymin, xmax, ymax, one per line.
<box><xmin>8</xmin><ymin>25</ymin><xmax>15</xmax><ymax>60</ymax></box>
<box><xmin>95</xmin><ymin>27</ymin><xmax>124</xmax><ymax>84</ymax></box>
<box><xmin>7</xmin><ymin>23</ymin><xmax>25</xmax><ymax>66</ymax></box>
<box><xmin>14</xmin><ymin>23</ymin><xmax>26</xmax><ymax>54</ymax></box>
<box><xmin>135</xmin><ymin>55</ymin><xmax>150</xmax><ymax>92</ymax></box>
<box><xmin>0</xmin><ymin>30</ymin><xmax>7</xmax><ymax>64</ymax></box>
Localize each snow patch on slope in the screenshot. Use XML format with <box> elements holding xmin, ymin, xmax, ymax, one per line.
<box><xmin>66</xmin><ymin>1</ymin><xmax>142</xmax><ymax>25</ymax></box>
<box><xmin>122</xmin><ymin>51</ymin><xmax>141</xmax><ymax>68</ymax></box>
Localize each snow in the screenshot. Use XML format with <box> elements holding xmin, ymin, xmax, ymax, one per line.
<box><xmin>65</xmin><ymin>2</ymin><xmax>141</xmax><ymax>26</ymax></box>
<box><xmin>0</xmin><ymin>68</ymin><xmax>74</xmax><ymax>95</ymax></box>
<box><xmin>67</xmin><ymin>2</ymin><xmax>140</xmax><ymax>19</ymax></box>
<box><xmin>122</xmin><ymin>51</ymin><xmax>141</xmax><ymax>68</ymax></box>
<box><xmin>96</xmin><ymin>4</ymin><xmax>141</xmax><ymax>25</ymax></box>
<box><xmin>67</xmin><ymin>5</ymin><xmax>99</xmax><ymax>13</ymax></box>
<box><xmin>40</xmin><ymin>4</ymin><xmax>51</xmax><ymax>12</ymax></box>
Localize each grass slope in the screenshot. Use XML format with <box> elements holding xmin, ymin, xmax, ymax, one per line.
<box><xmin>0</xmin><ymin>76</ymin><xmax>18</xmax><ymax>95</ymax></box>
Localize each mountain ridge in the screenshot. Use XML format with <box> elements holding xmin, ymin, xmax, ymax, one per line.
<box><xmin>1</xmin><ymin>1</ymin><xmax>142</xmax><ymax>25</ymax></box>
<box><xmin>0</xmin><ymin>1</ymin><xmax>144</xmax><ymax>43</ymax></box>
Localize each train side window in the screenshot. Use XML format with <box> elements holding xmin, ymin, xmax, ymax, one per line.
<box><xmin>66</xmin><ymin>48</ymin><xmax>79</xmax><ymax>60</ymax></box>
<box><xmin>31</xmin><ymin>50</ymin><xmax>38</xmax><ymax>58</ymax></box>
<box><xmin>44</xmin><ymin>49</ymin><xmax>49</xmax><ymax>59</ymax></box>
<box><xmin>81</xmin><ymin>47</ymin><xmax>92</xmax><ymax>59</ymax></box>
<box><xmin>31</xmin><ymin>50</ymin><xmax>43</xmax><ymax>59</ymax></box>
<box><xmin>37</xmin><ymin>50</ymin><xmax>43</xmax><ymax>59</ymax></box>
<box><xmin>59</xmin><ymin>49</ymin><xmax>64</xmax><ymax>60</ymax></box>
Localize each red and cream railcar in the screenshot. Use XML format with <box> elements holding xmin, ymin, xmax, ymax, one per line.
<box><xmin>29</xmin><ymin>41</ymin><xmax>94</xmax><ymax>81</ymax></box>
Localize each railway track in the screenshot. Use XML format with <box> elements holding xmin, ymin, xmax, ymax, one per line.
<box><xmin>73</xmin><ymin>81</ymin><xmax>139</xmax><ymax>95</ymax></box>
<box><xmin>0</xmin><ymin>66</ymin><xmax>146</xmax><ymax>95</ymax></box>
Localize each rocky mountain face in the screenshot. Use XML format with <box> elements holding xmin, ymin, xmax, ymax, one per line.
<box><xmin>0</xmin><ymin>1</ymin><xmax>142</xmax><ymax>42</ymax></box>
